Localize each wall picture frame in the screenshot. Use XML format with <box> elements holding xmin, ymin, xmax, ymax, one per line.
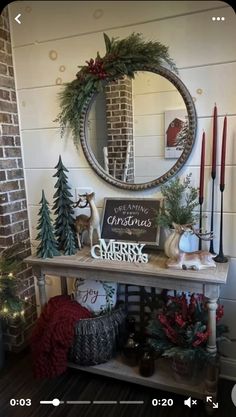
<box><xmin>164</xmin><ymin>109</ymin><xmax>188</xmax><ymax>159</ymax></box>
<box><xmin>101</xmin><ymin>198</ymin><xmax>162</xmax><ymax>245</ymax></box>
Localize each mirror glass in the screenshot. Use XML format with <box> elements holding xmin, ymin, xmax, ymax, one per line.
<box><xmin>86</xmin><ymin>72</ymin><xmax>188</xmax><ymax>184</ymax></box>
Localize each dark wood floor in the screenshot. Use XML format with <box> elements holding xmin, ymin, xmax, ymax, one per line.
<box><xmin>0</xmin><ymin>349</ymin><xmax>235</xmax><ymax>417</ymax></box>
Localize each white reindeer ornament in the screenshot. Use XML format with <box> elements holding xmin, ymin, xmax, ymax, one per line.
<box><xmin>74</xmin><ymin>192</ymin><xmax>101</xmax><ymax>249</ymax></box>
<box><xmin>165</xmin><ymin>222</ymin><xmax>216</xmax><ymax>270</ymax></box>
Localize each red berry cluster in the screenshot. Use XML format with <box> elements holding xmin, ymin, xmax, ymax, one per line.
<box><xmin>85</xmin><ymin>58</ymin><xmax>107</xmax><ymax>79</ymax></box>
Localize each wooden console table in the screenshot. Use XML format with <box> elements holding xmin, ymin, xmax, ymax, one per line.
<box><xmin>25</xmin><ymin>249</ymin><xmax>229</xmax><ymax>408</ymax></box>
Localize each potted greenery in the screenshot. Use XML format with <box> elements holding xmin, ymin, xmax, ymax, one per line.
<box><xmin>156</xmin><ymin>174</ymin><xmax>199</xmax><ymax>258</ymax></box>
<box><xmin>146</xmin><ymin>292</ymin><xmax>229</xmax><ymax>384</ymax></box>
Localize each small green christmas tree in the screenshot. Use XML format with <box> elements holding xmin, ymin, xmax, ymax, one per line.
<box><xmin>64</xmin><ymin>223</ymin><xmax>77</xmax><ymax>255</ymax></box>
<box><xmin>36</xmin><ymin>190</ymin><xmax>60</xmax><ymax>258</ymax></box>
<box><xmin>52</xmin><ymin>156</ymin><xmax>77</xmax><ymax>253</ymax></box>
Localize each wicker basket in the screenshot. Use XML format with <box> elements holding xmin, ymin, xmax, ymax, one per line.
<box><xmin>69</xmin><ymin>308</ymin><xmax>126</xmax><ymax>366</ymax></box>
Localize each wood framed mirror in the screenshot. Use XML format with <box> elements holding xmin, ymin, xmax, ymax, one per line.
<box><xmin>79</xmin><ymin>63</ymin><xmax>197</xmax><ymax>190</ymax></box>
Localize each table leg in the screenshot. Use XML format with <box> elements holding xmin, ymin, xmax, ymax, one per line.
<box><xmin>204</xmin><ymin>294</ymin><xmax>220</xmax><ymax>414</ymax></box>
<box><xmin>206</xmin><ymin>297</ymin><xmax>218</xmax><ymax>354</ymax></box>
<box><xmin>33</xmin><ymin>267</ymin><xmax>47</xmax><ymax>309</ymax></box>
<box><xmin>60</xmin><ymin>276</ymin><xmax>68</xmax><ymax>295</ymax></box>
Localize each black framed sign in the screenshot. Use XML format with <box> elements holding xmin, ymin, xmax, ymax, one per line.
<box><xmin>101</xmin><ymin>198</ymin><xmax>162</xmax><ymax>245</ymax></box>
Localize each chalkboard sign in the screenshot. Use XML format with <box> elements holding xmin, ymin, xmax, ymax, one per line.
<box><xmin>101</xmin><ymin>198</ymin><xmax>162</xmax><ymax>245</ymax></box>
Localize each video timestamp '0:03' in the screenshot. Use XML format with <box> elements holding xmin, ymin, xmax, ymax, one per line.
<box><xmin>10</xmin><ymin>399</ymin><xmax>32</xmax><ymax>406</ymax></box>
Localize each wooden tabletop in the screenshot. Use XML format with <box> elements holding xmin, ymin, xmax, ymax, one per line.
<box><xmin>25</xmin><ymin>247</ymin><xmax>229</xmax><ymax>286</ymax></box>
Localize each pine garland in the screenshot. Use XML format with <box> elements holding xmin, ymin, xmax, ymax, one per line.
<box><xmin>56</xmin><ymin>32</ymin><xmax>177</xmax><ymax>147</ymax></box>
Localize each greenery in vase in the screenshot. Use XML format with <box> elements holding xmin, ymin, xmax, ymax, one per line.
<box><xmin>157</xmin><ymin>174</ymin><xmax>199</xmax><ymax>228</ymax></box>
<box><xmin>146</xmin><ymin>291</ymin><xmax>229</xmax><ymax>362</ymax></box>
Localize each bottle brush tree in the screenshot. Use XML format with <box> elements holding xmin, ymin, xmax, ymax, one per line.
<box><xmin>36</xmin><ymin>190</ymin><xmax>60</xmax><ymax>258</ymax></box>
<box><xmin>52</xmin><ymin>155</ymin><xmax>77</xmax><ymax>254</ymax></box>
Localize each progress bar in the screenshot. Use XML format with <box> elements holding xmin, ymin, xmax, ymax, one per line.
<box><xmin>120</xmin><ymin>401</ymin><xmax>144</xmax><ymax>404</ymax></box>
<box><xmin>93</xmin><ymin>401</ymin><xmax>117</xmax><ymax>404</ymax></box>
<box><xmin>39</xmin><ymin>398</ymin><xmax>145</xmax><ymax>407</ymax></box>
<box><xmin>66</xmin><ymin>401</ymin><xmax>91</xmax><ymax>404</ymax></box>
<box><xmin>40</xmin><ymin>399</ymin><xmax>64</xmax><ymax>406</ymax></box>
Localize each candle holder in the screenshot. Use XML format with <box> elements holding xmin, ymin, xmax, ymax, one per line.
<box><xmin>209</xmin><ymin>175</ymin><xmax>216</xmax><ymax>254</ymax></box>
<box><xmin>210</xmin><ymin>105</ymin><xmax>218</xmax><ymax>254</ymax></box>
<box><xmin>198</xmin><ymin>197</ymin><xmax>203</xmax><ymax>250</ymax></box>
<box><xmin>214</xmin><ymin>186</ymin><xmax>228</xmax><ymax>263</ymax></box>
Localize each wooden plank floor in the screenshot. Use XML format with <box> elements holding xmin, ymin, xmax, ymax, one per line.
<box><xmin>0</xmin><ymin>349</ymin><xmax>235</xmax><ymax>417</ymax></box>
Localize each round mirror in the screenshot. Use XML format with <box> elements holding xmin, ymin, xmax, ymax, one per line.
<box><xmin>80</xmin><ymin>65</ymin><xmax>197</xmax><ymax>190</ymax></box>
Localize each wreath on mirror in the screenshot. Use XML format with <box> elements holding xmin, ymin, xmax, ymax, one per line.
<box><xmin>56</xmin><ymin>32</ymin><xmax>177</xmax><ymax>148</ymax></box>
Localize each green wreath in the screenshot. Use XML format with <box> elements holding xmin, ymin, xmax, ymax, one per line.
<box><xmin>56</xmin><ymin>32</ymin><xmax>177</xmax><ymax>148</ymax></box>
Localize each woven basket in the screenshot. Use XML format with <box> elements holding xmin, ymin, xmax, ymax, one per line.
<box><xmin>69</xmin><ymin>308</ymin><xmax>126</xmax><ymax>366</ymax></box>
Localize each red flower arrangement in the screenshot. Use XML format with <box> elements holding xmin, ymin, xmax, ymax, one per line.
<box><xmin>146</xmin><ymin>292</ymin><xmax>228</xmax><ymax>361</ymax></box>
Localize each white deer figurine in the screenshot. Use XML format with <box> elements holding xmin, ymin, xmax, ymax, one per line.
<box><xmin>167</xmin><ymin>250</ymin><xmax>216</xmax><ymax>270</ymax></box>
<box><xmin>74</xmin><ymin>192</ymin><xmax>101</xmax><ymax>249</ymax></box>
<box><xmin>165</xmin><ymin>222</ymin><xmax>215</xmax><ymax>270</ymax></box>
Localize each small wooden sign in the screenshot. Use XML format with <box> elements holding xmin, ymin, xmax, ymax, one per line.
<box><xmin>101</xmin><ymin>198</ymin><xmax>162</xmax><ymax>245</ymax></box>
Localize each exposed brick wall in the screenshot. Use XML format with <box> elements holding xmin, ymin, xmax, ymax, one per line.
<box><xmin>0</xmin><ymin>7</ymin><xmax>37</xmax><ymax>351</ymax></box>
<box><xmin>105</xmin><ymin>77</ymin><xmax>134</xmax><ymax>182</ymax></box>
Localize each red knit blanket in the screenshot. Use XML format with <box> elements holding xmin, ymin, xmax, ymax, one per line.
<box><xmin>30</xmin><ymin>295</ymin><xmax>92</xmax><ymax>378</ymax></box>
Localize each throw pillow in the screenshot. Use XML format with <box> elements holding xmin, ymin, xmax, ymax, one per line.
<box><xmin>74</xmin><ymin>278</ymin><xmax>117</xmax><ymax>314</ymax></box>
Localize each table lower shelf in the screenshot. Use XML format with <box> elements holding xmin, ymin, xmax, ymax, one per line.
<box><xmin>68</xmin><ymin>355</ymin><xmax>207</xmax><ymax>400</ymax></box>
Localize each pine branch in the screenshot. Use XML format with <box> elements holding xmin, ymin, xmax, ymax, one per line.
<box><xmin>156</xmin><ymin>174</ymin><xmax>199</xmax><ymax>227</ymax></box>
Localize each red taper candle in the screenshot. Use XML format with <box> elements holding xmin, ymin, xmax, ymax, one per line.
<box><xmin>211</xmin><ymin>104</ymin><xmax>217</xmax><ymax>178</ymax></box>
<box><xmin>199</xmin><ymin>131</ymin><xmax>205</xmax><ymax>203</ymax></box>
<box><xmin>220</xmin><ymin>116</ymin><xmax>227</xmax><ymax>190</ymax></box>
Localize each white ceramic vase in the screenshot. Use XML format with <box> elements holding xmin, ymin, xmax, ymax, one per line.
<box><xmin>164</xmin><ymin>227</ymin><xmax>198</xmax><ymax>258</ymax></box>
<box><xmin>164</xmin><ymin>228</ymin><xmax>182</xmax><ymax>259</ymax></box>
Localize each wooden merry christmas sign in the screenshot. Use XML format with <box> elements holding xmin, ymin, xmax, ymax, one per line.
<box><xmin>101</xmin><ymin>198</ymin><xmax>161</xmax><ymax>245</ymax></box>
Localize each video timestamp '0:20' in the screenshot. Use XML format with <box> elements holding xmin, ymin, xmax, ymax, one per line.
<box><xmin>10</xmin><ymin>399</ymin><xmax>32</xmax><ymax>406</ymax></box>
<box><xmin>152</xmin><ymin>398</ymin><xmax>174</xmax><ymax>406</ymax></box>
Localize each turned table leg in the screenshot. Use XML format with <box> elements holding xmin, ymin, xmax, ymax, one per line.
<box><xmin>206</xmin><ymin>297</ymin><xmax>218</xmax><ymax>354</ymax></box>
<box><xmin>204</xmin><ymin>285</ymin><xmax>220</xmax><ymax>414</ymax></box>
<box><xmin>33</xmin><ymin>267</ymin><xmax>47</xmax><ymax>309</ymax></box>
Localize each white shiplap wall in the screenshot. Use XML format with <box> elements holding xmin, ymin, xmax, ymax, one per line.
<box><xmin>8</xmin><ymin>1</ymin><xmax>236</xmax><ymax>379</ymax></box>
